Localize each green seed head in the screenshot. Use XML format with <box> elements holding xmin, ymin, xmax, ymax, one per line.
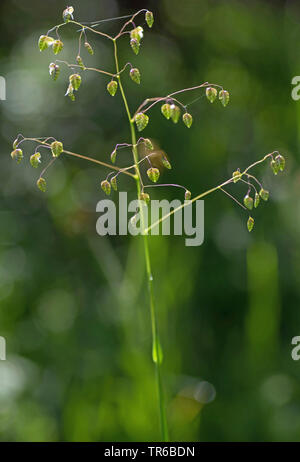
<box><xmin>69</xmin><ymin>74</ymin><xmax>81</xmax><ymax>91</ymax></box>
<box><xmin>144</xmin><ymin>138</ymin><xmax>153</xmax><ymax>151</ymax></box>
<box><xmin>53</xmin><ymin>40</ymin><xmax>63</xmax><ymax>55</ymax></box>
<box><xmin>182</xmin><ymin>112</ymin><xmax>193</xmax><ymax>128</ymax></box>
<box><xmin>84</xmin><ymin>41</ymin><xmax>94</xmax><ymax>55</ymax></box>
<box><xmin>161</xmin><ymin>103</ymin><xmax>171</xmax><ymax>120</ymax></box>
<box><xmin>254</xmin><ymin>192</ymin><xmax>260</xmax><ymax>208</ymax></box>
<box><xmin>130</xmin><ymin>26</ymin><xmax>144</xmax><ymax>43</ymax></box>
<box><xmin>49</xmin><ymin>62</ymin><xmax>60</xmax><ymax>81</ymax></box>
<box><xmin>147</xmin><ymin>167</ymin><xmax>160</xmax><ymax>183</ymax></box>
<box><xmin>30</xmin><ymin>152</ymin><xmax>41</xmax><ymax>168</ymax></box>
<box><xmin>185</xmin><ymin>190</ymin><xmax>192</xmax><ymax>200</ymax></box>
<box><xmin>135</xmin><ymin>112</ymin><xmax>149</xmax><ymax>132</ymax></box>
<box><xmin>76</xmin><ymin>55</ymin><xmax>85</xmax><ymax>69</ymax></box>
<box><xmin>162</xmin><ymin>156</ymin><xmax>172</xmax><ymax>169</ymax></box>
<box><xmin>145</xmin><ymin>11</ymin><xmax>154</xmax><ymax>28</ymax></box>
<box><xmin>101</xmin><ymin>180</ymin><xmax>111</xmax><ymax>195</ymax></box>
<box><xmin>206</xmin><ymin>87</ymin><xmax>217</xmax><ymax>103</ymax></box>
<box><xmin>110</xmin><ymin>149</ymin><xmax>117</xmax><ymax>163</ymax></box>
<box><xmin>38</xmin><ymin>35</ymin><xmax>54</xmax><ymax>52</ymax></box>
<box><xmin>243</xmin><ymin>194</ymin><xmax>254</xmax><ymax>210</ymax></box>
<box><xmin>275</xmin><ymin>154</ymin><xmax>285</xmax><ymax>172</ymax></box>
<box><xmin>232</xmin><ymin>170</ymin><xmax>242</xmax><ymax>183</ymax></box>
<box><xmin>11</xmin><ymin>148</ymin><xmax>23</xmax><ymax>164</ymax></box>
<box><xmin>270</xmin><ymin>159</ymin><xmax>279</xmax><ymax>175</ymax></box>
<box><xmin>51</xmin><ymin>141</ymin><xmax>63</xmax><ymax>157</ymax></box>
<box><xmin>130</xmin><ymin>38</ymin><xmax>140</xmax><ymax>55</ymax></box>
<box><xmin>107</xmin><ymin>80</ymin><xmax>118</xmax><ymax>96</ymax></box>
<box><xmin>37</xmin><ymin>177</ymin><xmax>47</xmax><ymax>192</ymax></box>
<box><xmin>130</xmin><ymin>68</ymin><xmax>141</xmax><ymax>84</ymax></box>
<box><xmin>65</xmin><ymin>83</ymin><xmax>75</xmax><ymax>101</ymax></box>
<box><xmin>63</xmin><ymin>6</ymin><xmax>74</xmax><ymax>22</ymax></box>
<box><xmin>110</xmin><ymin>176</ymin><xmax>118</xmax><ymax>191</ymax></box>
<box><xmin>219</xmin><ymin>89</ymin><xmax>230</xmax><ymax>107</ymax></box>
<box><xmin>140</xmin><ymin>192</ymin><xmax>150</xmax><ymax>204</ymax></box>
<box><xmin>170</xmin><ymin>104</ymin><xmax>181</xmax><ymax>124</ymax></box>
<box><xmin>247</xmin><ymin>216</ymin><xmax>254</xmax><ymax>232</ymax></box>
<box><xmin>259</xmin><ymin>188</ymin><xmax>269</xmax><ymax>201</ymax></box>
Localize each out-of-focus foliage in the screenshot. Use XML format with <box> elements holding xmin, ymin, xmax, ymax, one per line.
<box><xmin>0</xmin><ymin>0</ymin><xmax>299</xmax><ymax>441</ymax></box>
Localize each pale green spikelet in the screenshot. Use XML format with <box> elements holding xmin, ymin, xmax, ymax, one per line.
<box><xmin>110</xmin><ymin>176</ymin><xmax>118</xmax><ymax>191</ymax></box>
<box><xmin>170</xmin><ymin>104</ymin><xmax>180</xmax><ymax>123</ymax></box>
<box><xmin>206</xmin><ymin>87</ymin><xmax>217</xmax><ymax>103</ymax></box>
<box><xmin>135</xmin><ymin>113</ymin><xmax>149</xmax><ymax>132</ymax></box>
<box><xmin>140</xmin><ymin>192</ymin><xmax>150</xmax><ymax>204</ymax></box>
<box><xmin>243</xmin><ymin>194</ymin><xmax>254</xmax><ymax>210</ymax></box>
<box><xmin>144</xmin><ymin>138</ymin><xmax>153</xmax><ymax>151</ymax></box>
<box><xmin>37</xmin><ymin>177</ymin><xmax>47</xmax><ymax>192</ymax></box>
<box><xmin>219</xmin><ymin>89</ymin><xmax>230</xmax><ymax>107</ymax></box>
<box><xmin>130</xmin><ymin>38</ymin><xmax>140</xmax><ymax>55</ymax></box>
<box><xmin>63</xmin><ymin>6</ymin><xmax>74</xmax><ymax>23</ymax></box>
<box><xmin>162</xmin><ymin>156</ymin><xmax>171</xmax><ymax>169</ymax></box>
<box><xmin>101</xmin><ymin>180</ymin><xmax>111</xmax><ymax>195</ymax></box>
<box><xmin>51</xmin><ymin>141</ymin><xmax>63</xmax><ymax>157</ymax></box>
<box><xmin>145</xmin><ymin>11</ymin><xmax>154</xmax><ymax>28</ymax></box>
<box><xmin>147</xmin><ymin>167</ymin><xmax>160</xmax><ymax>183</ymax></box>
<box><xmin>161</xmin><ymin>103</ymin><xmax>171</xmax><ymax>120</ymax></box>
<box><xmin>76</xmin><ymin>55</ymin><xmax>85</xmax><ymax>70</ymax></box>
<box><xmin>130</xmin><ymin>68</ymin><xmax>141</xmax><ymax>84</ymax></box>
<box><xmin>270</xmin><ymin>159</ymin><xmax>279</xmax><ymax>175</ymax></box>
<box><xmin>110</xmin><ymin>149</ymin><xmax>117</xmax><ymax>163</ymax></box>
<box><xmin>130</xmin><ymin>26</ymin><xmax>144</xmax><ymax>43</ymax></box>
<box><xmin>84</xmin><ymin>41</ymin><xmax>94</xmax><ymax>55</ymax></box>
<box><xmin>232</xmin><ymin>170</ymin><xmax>242</xmax><ymax>183</ymax></box>
<box><xmin>275</xmin><ymin>154</ymin><xmax>285</xmax><ymax>172</ymax></box>
<box><xmin>107</xmin><ymin>80</ymin><xmax>118</xmax><ymax>96</ymax></box>
<box><xmin>182</xmin><ymin>112</ymin><xmax>193</xmax><ymax>128</ymax></box>
<box><xmin>38</xmin><ymin>35</ymin><xmax>54</xmax><ymax>52</ymax></box>
<box><xmin>11</xmin><ymin>148</ymin><xmax>23</xmax><ymax>164</ymax></box>
<box><xmin>49</xmin><ymin>62</ymin><xmax>60</xmax><ymax>81</ymax></box>
<box><xmin>247</xmin><ymin>216</ymin><xmax>254</xmax><ymax>232</ymax></box>
<box><xmin>69</xmin><ymin>74</ymin><xmax>81</xmax><ymax>91</ymax></box>
<box><xmin>30</xmin><ymin>152</ymin><xmax>41</xmax><ymax>168</ymax></box>
<box><xmin>259</xmin><ymin>188</ymin><xmax>269</xmax><ymax>201</ymax></box>
<box><xmin>254</xmin><ymin>193</ymin><xmax>260</xmax><ymax>208</ymax></box>
<box><xmin>53</xmin><ymin>40</ymin><xmax>63</xmax><ymax>55</ymax></box>
<box><xmin>185</xmin><ymin>190</ymin><xmax>192</xmax><ymax>200</ymax></box>
<box><xmin>65</xmin><ymin>83</ymin><xmax>75</xmax><ymax>101</ymax></box>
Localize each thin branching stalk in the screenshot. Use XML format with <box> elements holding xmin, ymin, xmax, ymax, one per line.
<box><xmin>11</xmin><ymin>7</ymin><xmax>286</xmax><ymax>441</ymax></box>
<box><xmin>113</xmin><ymin>38</ymin><xmax>169</xmax><ymax>442</ymax></box>
<box><xmin>144</xmin><ymin>153</ymin><xmax>274</xmax><ymax>234</ymax></box>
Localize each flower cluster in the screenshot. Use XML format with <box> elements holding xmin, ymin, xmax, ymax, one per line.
<box><xmin>37</xmin><ymin>7</ymin><xmax>151</xmax><ymax>103</ymax></box>
<box><xmin>11</xmin><ymin>6</ymin><xmax>285</xmax><ymax>235</ymax></box>
<box><xmin>10</xmin><ymin>7</ymin><xmax>287</xmax><ymax>444</ymax></box>
<box><xmin>11</xmin><ymin>135</ymin><xmax>64</xmax><ymax>192</ymax></box>
<box><xmin>230</xmin><ymin>151</ymin><xmax>286</xmax><ymax>232</ymax></box>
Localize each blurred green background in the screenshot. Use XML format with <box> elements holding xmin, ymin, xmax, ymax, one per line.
<box><xmin>0</xmin><ymin>0</ymin><xmax>299</xmax><ymax>442</ymax></box>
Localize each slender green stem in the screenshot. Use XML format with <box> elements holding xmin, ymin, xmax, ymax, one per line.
<box><xmin>113</xmin><ymin>39</ymin><xmax>169</xmax><ymax>441</ymax></box>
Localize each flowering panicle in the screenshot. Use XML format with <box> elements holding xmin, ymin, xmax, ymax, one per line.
<box><xmin>228</xmin><ymin>150</ymin><xmax>286</xmax><ymax>231</ymax></box>
<box><xmin>13</xmin><ymin>6</ymin><xmax>284</xmax><ymax>238</ymax></box>
<box><xmin>11</xmin><ymin>8</ymin><xmax>287</xmax><ymax>443</ymax></box>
